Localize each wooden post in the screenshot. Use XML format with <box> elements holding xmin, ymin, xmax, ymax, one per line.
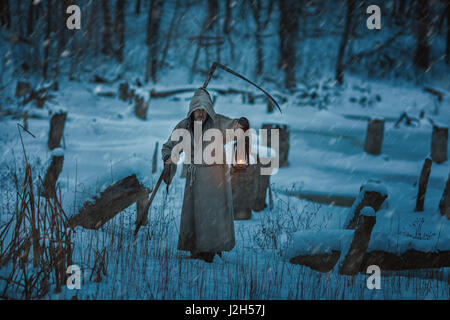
<box><xmin>267</xmin><ymin>98</ymin><xmax>274</xmax><ymax>113</ymax></box>
<box><xmin>134</xmin><ymin>96</ymin><xmax>149</xmax><ymax>120</ymax></box>
<box><xmin>48</xmin><ymin>111</ymin><xmax>67</xmax><ymax>150</ymax></box>
<box><xmin>415</xmin><ymin>157</ymin><xmax>432</xmax><ymax>211</ymax></box>
<box><xmin>248</xmin><ymin>93</ymin><xmax>255</xmax><ymax>104</ymax></box>
<box><xmin>346</xmin><ymin>180</ymin><xmax>387</xmax><ymax>229</ymax></box>
<box><xmin>119</xmin><ymin>82</ymin><xmax>129</xmax><ymax>101</ymax></box>
<box><xmin>440</xmin><ymin>174</ymin><xmax>450</xmax><ymax>219</ymax></box>
<box><xmin>231</xmin><ymin>165</ymin><xmax>255</xmax><ymax>220</ymax></box>
<box><xmin>41</xmin><ymin>151</ymin><xmax>64</xmax><ymax>199</ymax></box>
<box><xmin>340</xmin><ymin>207</ymin><xmax>377</xmax><ymax>275</ymax></box>
<box><xmin>23</xmin><ymin>111</ymin><xmax>28</xmax><ymax>131</ymax></box>
<box><xmin>431</xmin><ymin>125</ymin><xmax>448</xmax><ymax>163</ymax></box>
<box><xmin>252</xmin><ymin>163</ymin><xmax>271</xmax><ymax>212</ymax></box>
<box><xmin>364</xmin><ymin>118</ymin><xmax>384</xmax><ymax>155</ymax></box>
<box><xmin>152</xmin><ymin>142</ymin><xmax>159</xmax><ymax>173</ymax></box>
<box><xmin>16</xmin><ymin>81</ymin><xmax>31</xmax><ymax>98</ymax></box>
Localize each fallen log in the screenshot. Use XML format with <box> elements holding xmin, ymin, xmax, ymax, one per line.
<box><xmin>68</xmin><ymin>174</ymin><xmax>151</xmax><ymax>230</ymax></box>
<box><xmin>289</xmin><ymin>251</ymin><xmax>341</xmax><ymax>273</ymax></box>
<box><xmin>360</xmin><ymin>249</ymin><xmax>450</xmax><ymax>271</ymax></box>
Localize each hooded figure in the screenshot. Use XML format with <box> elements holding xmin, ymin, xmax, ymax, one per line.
<box><xmin>161</xmin><ymin>88</ymin><xmax>247</xmax><ymax>262</ymax></box>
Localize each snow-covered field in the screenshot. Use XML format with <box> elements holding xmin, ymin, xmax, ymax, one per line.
<box><xmin>0</xmin><ymin>73</ymin><xmax>449</xmax><ymax>299</ymax></box>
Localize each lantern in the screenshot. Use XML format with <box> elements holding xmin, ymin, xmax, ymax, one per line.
<box><xmin>231</xmin><ymin>136</ymin><xmax>250</xmax><ymax>173</ymax></box>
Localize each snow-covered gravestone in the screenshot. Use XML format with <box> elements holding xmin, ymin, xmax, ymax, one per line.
<box><xmin>431</xmin><ymin>125</ymin><xmax>448</xmax><ymax>164</ymax></box>
<box><xmin>364</xmin><ymin>118</ymin><xmax>384</xmax><ymax>155</ymax></box>
<box><xmin>339</xmin><ymin>207</ymin><xmax>377</xmax><ymax>276</ymax></box>
<box><xmin>346</xmin><ymin>180</ymin><xmax>387</xmax><ymax>229</ymax></box>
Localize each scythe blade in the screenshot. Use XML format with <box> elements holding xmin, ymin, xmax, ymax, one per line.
<box><xmin>202</xmin><ymin>62</ymin><xmax>282</xmax><ymax>114</ymax></box>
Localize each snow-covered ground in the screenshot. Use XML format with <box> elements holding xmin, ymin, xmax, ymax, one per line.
<box><xmin>0</xmin><ymin>73</ymin><xmax>449</xmax><ymax>299</ymax></box>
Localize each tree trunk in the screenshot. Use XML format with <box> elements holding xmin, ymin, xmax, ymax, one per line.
<box><xmin>160</xmin><ymin>0</ymin><xmax>180</xmax><ymax>69</ymax></box>
<box><xmin>250</xmin><ymin>0</ymin><xmax>264</xmax><ymax>75</ymax></box>
<box><xmin>223</xmin><ymin>0</ymin><xmax>232</xmax><ymax>34</ymax></box>
<box><xmin>0</xmin><ymin>0</ymin><xmax>11</xmax><ymax>28</ymax></box>
<box><xmin>415</xmin><ymin>157</ymin><xmax>432</xmax><ymax>212</ymax></box>
<box><xmin>101</xmin><ymin>0</ymin><xmax>115</xmax><ymax>56</ymax></box>
<box><xmin>115</xmin><ymin>0</ymin><xmax>125</xmax><ymax>62</ymax></box>
<box><xmin>414</xmin><ymin>0</ymin><xmax>431</xmax><ymax>69</ymax></box>
<box><xmin>43</xmin><ymin>0</ymin><xmax>52</xmax><ymax>80</ymax></box>
<box><xmin>446</xmin><ymin>1</ymin><xmax>450</xmax><ymax>65</ymax></box>
<box><xmin>278</xmin><ymin>0</ymin><xmax>299</xmax><ymax>90</ymax></box>
<box><xmin>27</xmin><ymin>0</ymin><xmax>34</xmax><ymax>35</ymax></box>
<box><xmin>135</xmin><ymin>0</ymin><xmax>141</xmax><ymax>15</ymax></box>
<box><xmin>145</xmin><ymin>0</ymin><xmax>164</xmax><ymax>82</ymax></box>
<box><xmin>335</xmin><ymin>0</ymin><xmax>355</xmax><ymax>85</ymax></box>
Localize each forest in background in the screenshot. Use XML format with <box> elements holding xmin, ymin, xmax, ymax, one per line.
<box><xmin>0</xmin><ymin>0</ymin><xmax>449</xmax><ymax>101</ymax></box>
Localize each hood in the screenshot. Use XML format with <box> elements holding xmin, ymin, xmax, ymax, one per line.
<box><xmin>187</xmin><ymin>88</ymin><xmax>216</xmax><ymax>122</ymax></box>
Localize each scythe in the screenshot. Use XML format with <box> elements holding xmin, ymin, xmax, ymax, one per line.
<box><xmin>202</xmin><ymin>62</ymin><xmax>282</xmax><ymax>114</ymax></box>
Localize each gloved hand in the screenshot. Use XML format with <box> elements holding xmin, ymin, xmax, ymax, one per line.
<box><xmin>162</xmin><ymin>158</ymin><xmax>177</xmax><ymax>186</ymax></box>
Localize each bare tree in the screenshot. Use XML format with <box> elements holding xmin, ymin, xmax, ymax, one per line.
<box><xmin>335</xmin><ymin>0</ymin><xmax>355</xmax><ymax>85</ymax></box>
<box><xmin>115</xmin><ymin>0</ymin><xmax>126</xmax><ymax>62</ymax></box>
<box><xmin>414</xmin><ymin>0</ymin><xmax>431</xmax><ymax>69</ymax></box>
<box><xmin>160</xmin><ymin>0</ymin><xmax>180</xmax><ymax>69</ymax></box>
<box><xmin>278</xmin><ymin>0</ymin><xmax>300</xmax><ymax>89</ymax></box>
<box><xmin>43</xmin><ymin>0</ymin><xmax>52</xmax><ymax>79</ymax></box>
<box><xmin>145</xmin><ymin>0</ymin><xmax>164</xmax><ymax>82</ymax></box>
<box><xmin>101</xmin><ymin>0</ymin><xmax>115</xmax><ymax>57</ymax></box>
<box><xmin>250</xmin><ymin>0</ymin><xmax>274</xmax><ymax>76</ymax></box>
<box><xmin>446</xmin><ymin>0</ymin><xmax>450</xmax><ymax>65</ymax></box>
<box><xmin>0</xmin><ymin>0</ymin><xmax>11</xmax><ymax>29</ymax></box>
<box><xmin>135</xmin><ymin>0</ymin><xmax>141</xmax><ymax>15</ymax></box>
